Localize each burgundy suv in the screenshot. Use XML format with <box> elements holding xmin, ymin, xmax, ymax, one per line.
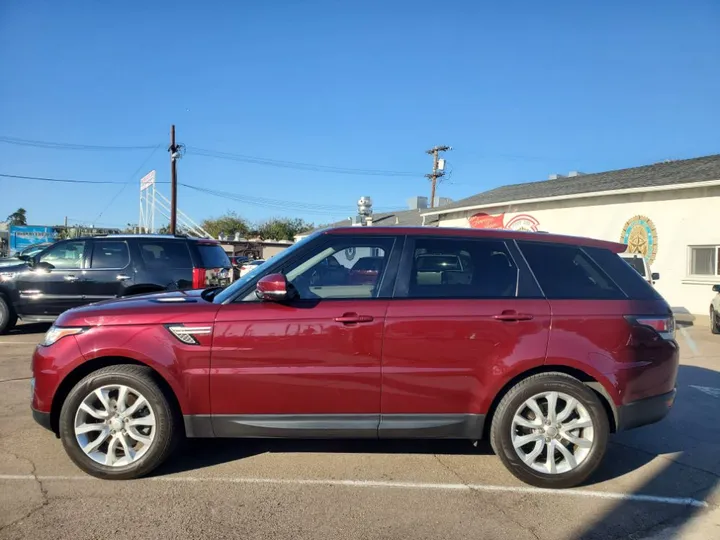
<box><xmin>31</xmin><ymin>227</ymin><xmax>678</xmax><ymax>488</ymax></box>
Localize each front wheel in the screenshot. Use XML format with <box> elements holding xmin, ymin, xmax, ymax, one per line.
<box><xmin>0</xmin><ymin>296</ymin><xmax>17</xmax><ymax>334</ymax></box>
<box><xmin>711</xmin><ymin>307</ymin><xmax>720</xmax><ymax>335</ymax></box>
<box><xmin>490</xmin><ymin>373</ymin><xmax>609</xmax><ymax>489</ymax></box>
<box><xmin>59</xmin><ymin>365</ymin><xmax>178</xmax><ymax>480</ymax></box>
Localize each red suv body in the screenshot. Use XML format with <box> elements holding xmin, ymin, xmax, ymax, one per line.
<box><xmin>31</xmin><ymin>227</ymin><xmax>678</xmax><ymax>487</ymax></box>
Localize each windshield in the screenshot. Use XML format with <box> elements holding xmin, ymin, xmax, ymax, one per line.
<box><xmin>621</xmin><ymin>255</ymin><xmax>646</xmax><ymax>277</ymax></box>
<box><xmin>212</xmin><ymin>233</ymin><xmax>319</xmax><ymax>303</ymax></box>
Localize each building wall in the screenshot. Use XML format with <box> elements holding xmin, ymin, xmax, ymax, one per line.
<box><xmin>437</xmin><ymin>186</ymin><xmax>720</xmax><ymax>317</ymax></box>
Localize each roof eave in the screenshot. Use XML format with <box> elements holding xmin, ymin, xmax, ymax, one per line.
<box><xmin>422</xmin><ymin>178</ymin><xmax>720</xmax><ymax>217</ymax></box>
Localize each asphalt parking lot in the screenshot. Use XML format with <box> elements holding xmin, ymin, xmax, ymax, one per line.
<box><xmin>1</xmin><ymin>323</ymin><xmax>720</xmax><ymax>539</ymax></box>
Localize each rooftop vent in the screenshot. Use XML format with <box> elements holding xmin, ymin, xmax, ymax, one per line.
<box><xmin>567</xmin><ymin>171</ymin><xmax>584</xmax><ymax>177</ymax></box>
<box><xmin>548</xmin><ymin>173</ymin><xmax>566</xmax><ymax>180</ymax></box>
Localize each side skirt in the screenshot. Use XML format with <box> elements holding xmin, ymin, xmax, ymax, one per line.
<box><xmin>184</xmin><ymin>414</ymin><xmax>485</xmax><ymax>440</ymax></box>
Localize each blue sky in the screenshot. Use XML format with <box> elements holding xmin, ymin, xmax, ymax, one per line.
<box><xmin>1</xmin><ymin>0</ymin><xmax>719</xmax><ymax>229</ymax></box>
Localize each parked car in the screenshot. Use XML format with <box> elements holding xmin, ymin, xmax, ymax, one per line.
<box><xmin>0</xmin><ymin>234</ymin><xmax>231</xmax><ymax>334</ymax></box>
<box><xmin>711</xmin><ymin>284</ymin><xmax>720</xmax><ymax>334</ymax></box>
<box><xmin>31</xmin><ymin>227</ymin><xmax>678</xmax><ymax>488</ymax></box>
<box><xmin>619</xmin><ymin>252</ymin><xmax>659</xmax><ymax>285</ymax></box>
<box><xmin>239</xmin><ymin>258</ymin><xmax>266</xmax><ymax>277</ymax></box>
<box><xmin>0</xmin><ymin>242</ymin><xmax>54</xmax><ymax>268</ymax></box>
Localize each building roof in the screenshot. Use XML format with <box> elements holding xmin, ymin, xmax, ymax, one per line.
<box><xmin>303</xmin><ymin>208</ymin><xmax>438</xmax><ymax>235</ymax></box>
<box><xmin>424</xmin><ymin>153</ymin><xmax>720</xmax><ymax>216</ymax></box>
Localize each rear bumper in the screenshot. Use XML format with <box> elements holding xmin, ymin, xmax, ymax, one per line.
<box><xmin>32</xmin><ymin>407</ymin><xmax>53</xmax><ymax>432</ymax></box>
<box><xmin>616</xmin><ymin>388</ymin><xmax>676</xmax><ymax>431</ymax></box>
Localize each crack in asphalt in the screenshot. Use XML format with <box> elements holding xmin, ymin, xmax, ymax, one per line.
<box><xmin>432</xmin><ymin>454</ymin><xmax>542</xmax><ymax>540</ymax></box>
<box><xmin>0</xmin><ymin>448</ymin><xmax>49</xmax><ymax>532</ymax></box>
<box><xmin>0</xmin><ymin>377</ymin><xmax>32</xmax><ymax>384</ymax></box>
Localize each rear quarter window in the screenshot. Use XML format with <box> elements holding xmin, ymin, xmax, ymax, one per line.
<box><xmin>585</xmin><ymin>247</ymin><xmax>662</xmax><ymax>301</ymax></box>
<box><xmin>196</xmin><ymin>244</ymin><xmax>231</xmax><ymax>268</ymax></box>
<box><xmin>517</xmin><ymin>241</ymin><xmax>626</xmax><ymax>300</ymax></box>
<box><xmin>138</xmin><ymin>240</ymin><xmax>193</xmax><ymax>269</ymax></box>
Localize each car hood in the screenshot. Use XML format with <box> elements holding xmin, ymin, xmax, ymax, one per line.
<box><xmin>0</xmin><ymin>260</ymin><xmax>29</xmax><ymax>271</ymax></box>
<box><xmin>56</xmin><ymin>289</ymin><xmax>222</xmax><ymax>327</ymax></box>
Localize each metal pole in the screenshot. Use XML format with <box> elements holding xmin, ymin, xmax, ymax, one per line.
<box><xmin>170</xmin><ymin>125</ymin><xmax>177</xmax><ymax>235</ymax></box>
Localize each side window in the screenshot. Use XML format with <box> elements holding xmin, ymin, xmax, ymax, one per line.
<box><xmin>518</xmin><ymin>242</ymin><xmax>624</xmax><ymax>300</ymax></box>
<box><xmin>39</xmin><ymin>241</ymin><xmax>86</xmax><ymax>270</ymax></box>
<box><xmin>280</xmin><ymin>237</ymin><xmax>396</xmax><ymax>300</ymax></box>
<box><xmin>407</xmin><ymin>238</ymin><xmax>518</xmax><ymax>298</ymax></box>
<box><xmin>138</xmin><ymin>241</ymin><xmax>193</xmax><ymax>269</ymax></box>
<box><xmin>90</xmin><ymin>241</ymin><xmax>130</xmax><ymax>269</ymax></box>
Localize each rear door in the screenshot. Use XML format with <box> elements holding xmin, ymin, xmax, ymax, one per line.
<box><xmin>81</xmin><ymin>239</ymin><xmax>134</xmax><ymax>302</ymax></box>
<box><xmin>380</xmin><ymin>235</ymin><xmax>551</xmax><ymax>438</ymax></box>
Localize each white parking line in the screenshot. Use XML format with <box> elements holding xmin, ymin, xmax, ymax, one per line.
<box><xmin>0</xmin><ymin>342</ymin><xmax>38</xmax><ymax>345</ymax></box>
<box><xmin>679</xmin><ymin>326</ymin><xmax>700</xmax><ymax>355</ymax></box>
<box><xmin>0</xmin><ymin>475</ymin><xmax>708</xmax><ymax>507</ymax></box>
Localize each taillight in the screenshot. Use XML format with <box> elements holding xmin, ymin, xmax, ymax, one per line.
<box><xmin>192</xmin><ymin>268</ymin><xmax>206</xmax><ymax>289</ymax></box>
<box><xmin>625</xmin><ymin>315</ymin><xmax>676</xmax><ymax>341</ymax></box>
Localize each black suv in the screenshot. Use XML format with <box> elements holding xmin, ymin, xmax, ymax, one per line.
<box><xmin>0</xmin><ymin>234</ymin><xmax>231</xmax><ymax>333</ymax></box>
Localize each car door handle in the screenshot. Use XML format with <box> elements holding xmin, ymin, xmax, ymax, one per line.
<box><xmin>64</xmin><ymin>275</ymin><xmax>78</xmax><ymax>282</ymax></box>
<box><xmin>116</xmin><ymin>274</ymin><xmax>131</xmax><ymax>281</ymax></box>
<box><xmin>493</xmin><ymin>311</ymin><xmax>534</xmax><ymax>322</ymax></box>
<box><xmin>334</xmin><ymin>313</ymin><xmax>374</xmax><ymax>324</ymax></box>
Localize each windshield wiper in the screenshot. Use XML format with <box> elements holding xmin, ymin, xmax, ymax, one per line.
<box><xmin>200</xmin><ymin>286</ymin><xmax>223</xmax><ymax>301</ymax></box>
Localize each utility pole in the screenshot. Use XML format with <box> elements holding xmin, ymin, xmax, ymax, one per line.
<box><xmin>169</xmin><ymin>125</ymin><xmax>179</xmax><ymax>235</ymax></box>
<box><xmin>425</xmin><ymin>145</ymin><xmax>451</xmax><ymax>208</ymax></box>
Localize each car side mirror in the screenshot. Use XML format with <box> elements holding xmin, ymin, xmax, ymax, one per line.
<box><xmin>256</xmin><ymin>273</ymin><xmax>289</xmax><ymax>302</ymax></box>
<box><xmin>713</xmin><ymin>284</ymin><xmax>720</xmax><ymax>293</ymax></box>
<box><xmin>18</xmin><ymin>254</ymin><xmax>30</xmax><ymax>261</ymax></box>
<box><xmin>35</xmin><ymin>261</ymin><xmax>54</xmax><ymax>272</ymax></box>
<box><xmin>651</xmin><ymin>272</ymin><xmax>660</xmax><ymax>281</ymax></box>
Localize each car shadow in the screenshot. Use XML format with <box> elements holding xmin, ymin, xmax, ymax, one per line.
<box><xmin>8</xmin><ymin>322</ymin><xmax>52</xmax><ymax>336</ymax></box>
<box><xmin>156</xmin><ymin>365</ymin><xmax>720</xmax><ymax>497</ymax></box>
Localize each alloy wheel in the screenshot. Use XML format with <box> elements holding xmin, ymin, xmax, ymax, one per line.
<box><xmin>511</xmin><ymin>391</ymin><xmax>594</xmax><ymax>474</ymax></box>
<box><xmin>74</xmin><ymin>384</ymin><xmax>157</xmax><ymax>467</ymax></box>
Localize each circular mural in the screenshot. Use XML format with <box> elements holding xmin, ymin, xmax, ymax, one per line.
<box><xmin>620</xmin><ymin>215</ymin><xmax>658</xmax><ymax>264</ymax></box>
<box><xmin>505</xmin><ymin>214</ymin><xmax>540</xmax><ymax>232</ymax></box>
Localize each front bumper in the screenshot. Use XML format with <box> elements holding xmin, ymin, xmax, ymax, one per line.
<box><xmin>32</xmin><ymin>407</ymin><xmax>53</xmax><ymax>432</ymax></box>
<box><xmin>616</xmin><ymin>388</ymin><xmax>676</xmax><ymax>431</ymax></box>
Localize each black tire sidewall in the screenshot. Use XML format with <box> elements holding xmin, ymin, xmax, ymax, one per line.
<box><xmin>492</xmin><ymin>375</ymin><xmax>609</xmax><ymax>489</ymax></box>
<box><xmin>711</xmin><ymin>308</ymin><xmax>720</xmax><ymax>334</ymax></box>
<box><xmin>0</xmin><ymin>295</ymin><xmax>16</xmax><ymax>334</ymax></box>
<box><xmin>59</xmin><ymin>367</ymin><xmax>175</xmax><ymax>480</ymax></box>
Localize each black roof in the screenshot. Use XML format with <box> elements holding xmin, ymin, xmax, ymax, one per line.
<box><xmin>427</xmin><ymin>153</ymin><xmax>720</xmax><ymax>214</ymax></box>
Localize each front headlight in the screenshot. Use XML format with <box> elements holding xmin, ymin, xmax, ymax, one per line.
<box><xmin>40</xmin><ymin>326</ymin><xmax>87</xmax><ymax>347</ymax></box>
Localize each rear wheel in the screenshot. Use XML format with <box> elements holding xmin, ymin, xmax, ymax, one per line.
<box><xmin>0</xmin><ymin>296</ymin><xmax>17</xmax><ymax>334</ymax></box>
<box><xmin>711</xmin><ymin>307</ymin><xmax>720</xmax><ymax>335</ymax></box>
<box><xmin>490</xmin><ymin>373</ymin><xmax>609</xmax><ymax>489</ymax></box>
<box><xmin>59</xmin><ymin>365</ymin><xmax>178</xmax><ymax>480</ymax></box>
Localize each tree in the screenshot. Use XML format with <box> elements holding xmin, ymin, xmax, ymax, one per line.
<box><xmin>256</xmin><ymin>218</ymin><xmax>315</xmax><ymax>241</ymax></box>
<box><xmin>200</xmin><ymin>212</ymin><xmax>250</xmax><ymax>239</ymax></box>
<box><xmin>6</xmin><ymin>208</ymin><xmax>27</xmax><ymax>226</ymax></box>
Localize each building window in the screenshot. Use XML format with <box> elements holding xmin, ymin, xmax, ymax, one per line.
<box><xmin>688</xmin><ymin>246</ymin><xmax>720</xmax><ymax>277</ymax></box>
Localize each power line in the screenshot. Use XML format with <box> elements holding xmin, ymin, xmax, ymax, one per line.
<box><xmin>0</xmin><ymin>135</ymin><xmax>160</xmax><ymax>151</ymax></box>
<box><xmin>92</xmin><ymin>144</ymin><xmax>164</xmax><ymax>224</ymax></box>
<box><xmin>187</xmin><ymin>146</ymin><xmax>421</xmax><ymax>177</ymax></box>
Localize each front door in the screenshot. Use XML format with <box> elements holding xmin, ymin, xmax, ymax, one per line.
<box><xmin>210</xmin><ymin>234</ymin><xmax>402</xmax><ymax>438</ymax></box>
<box><xmin>81</xmin><ymin>239</ymin><xmax>134</xmax><ymax>302</ymax></box>
<box><xmin>380</xmin><ymin>235</ymin><xmax>551</xmax><ymax>438</ymax></box>
<box><xmin>14</xmin><ymin>240</ymin><xmax>88</xmax><ymax>317</ymax></box>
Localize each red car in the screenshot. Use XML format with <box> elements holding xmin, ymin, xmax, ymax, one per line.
<box><xmin>31</xmin><ymin>227</ymin><xmax>678</xmax><ymax>488</ymax></box>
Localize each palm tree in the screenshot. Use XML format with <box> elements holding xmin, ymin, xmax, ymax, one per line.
<box><xmin>6</xmin><ymin>208</ymin><xmax>27</xmax><ymax>226</ymax></box>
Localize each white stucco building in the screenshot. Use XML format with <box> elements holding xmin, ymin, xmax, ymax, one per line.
<box><xmin>422</xmin><ymin>154</ymin><xmax>720</xmax><ymax>321</ymax></box>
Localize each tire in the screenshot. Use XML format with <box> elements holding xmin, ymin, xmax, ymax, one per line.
<box><xmin>0</xmin><ymin>295</ymin><xmax>18</xmax><ymax>335</ymax></box>
<box><xmin>711</xmin><ymin>308</ymin><xmax>720</xmax><ymax>335</ymax></box>
<box><xmin>490</xmin><ymin>373</ymin><xmax>609</xmax><ymax>489</ymax></box>
<box><xmin>59</xmin><ymin>365</ymin><xmax>179</xmax><ymax>480</ymax></box>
